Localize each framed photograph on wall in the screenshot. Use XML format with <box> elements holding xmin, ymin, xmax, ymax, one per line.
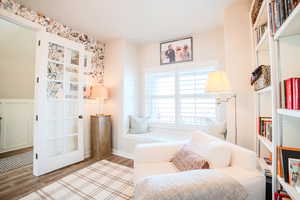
<box><xmin>160</xmin><ymin>37</ymin><xmax>193</xmax><ymax>65</ymax></box>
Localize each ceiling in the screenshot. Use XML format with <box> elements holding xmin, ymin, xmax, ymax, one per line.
<box><xmin>21</xmin><ymin>0</ymin><xmax>242</xmax><ymax>43</ymax></box>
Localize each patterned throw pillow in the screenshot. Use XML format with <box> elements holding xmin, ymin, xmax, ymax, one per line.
<box><xmin>170</xmin><ymin>144</ymin><xmax>210</xmax><ymax>171</ymax></box>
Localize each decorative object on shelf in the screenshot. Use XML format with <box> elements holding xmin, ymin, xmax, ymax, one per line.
<box><xmin>280</xmin><ymin>78</ymin><xmax>300</xmax><ymax>110</ymax></box>
<box><xmin>90</xmin><ymin>115</ymin><xmax>112</xmax><ymax>160</ymax></box>
<box><xmin>205</xmin><ymin>71</ymin><xmax>238</xmax><ymax>144</ymax></box>
<box><xmin>251</xmin><ymin>65</ymin><xmax>271</xmax><ymax>91</ymax></box>
<box><xmin>258</xmin><ymin>117</ymin><xmax>273</xmax><ymax>141</ymax></box>
<box><xmin>160</xmin><ymin>37</ymin><xmax>193</xmax><ymax>65</ymax></box>
<box><xmin>278</xmin><ymin>147</ymin><xmax>300</xmax><ymax>184</ymax></box>
<box><xmin>269</xmin><ymin>0</ymin><xmax>300</xmax><ymax>35</ymax></box>
<box><xmin>90</xmin><ymin>84</ymin><xmax>109</xmax><ymax>115</ymax></box>
<box><xmin>251</xmin><ymin>0</ymin><xmax>264</xmax><ymax>25</ymax></box>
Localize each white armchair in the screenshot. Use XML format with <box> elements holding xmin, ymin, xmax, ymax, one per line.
<box><xmin>134</xmin><ymin>132</ymin><xmax>265</xmax><ymax>200</ymax></box>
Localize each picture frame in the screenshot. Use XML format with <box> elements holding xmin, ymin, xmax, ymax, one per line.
<box><xmin>279</xmin><ymin>147</ymin><xmax>300</xmax><ymax>183</ymax></box>
<box><xmin>160</xmin><ymin>37</ymin><xmax>193</xmax><ymax>65</ymax></box>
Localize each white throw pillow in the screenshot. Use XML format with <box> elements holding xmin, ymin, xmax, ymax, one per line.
<box><xmin>204</xmin><ymin>141</ymin><xmax>231</xmax><ymax>168</ymax></box>
<box><xmin>129</xmin><ymin>116</ymin><xmax>149</xmax><ymax>134</ymax></box>
<box><xmin>189</xmin><ymin>133</ymin><xmax>231</xmax><ymax>168</ymax></box>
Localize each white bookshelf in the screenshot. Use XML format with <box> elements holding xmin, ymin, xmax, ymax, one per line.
<box><xmin>250</xmin><ymin>1</ymin><xmax>276</xmax><ymax>198</ymax></box>
<box><xmin>258</xmin><ymin>135</ymin><xmax>273</xmax><ymax>152</ymax></box>
<box><xmin>277</xmin><ymin>109</ymin><xmax>300</xmax><ymax>118</ymax></box>
<box><xmin>255</xmin><ymin>86</ymin><xmax>272</xmax><ymax>94</ymax></box>
<box><xmin>277</xmin><ymin>176</ymin><xmax>300</xmax><ymax>200</ymax></box>
<box><xmin>274</xmin><ymin>4</ymin><xmax>300</xmax><ymax>40</ymax></box>
<box><xmin>251</xmin><ymin>1</ymin><xmax>300</xmax><ymax>199</ymax></box>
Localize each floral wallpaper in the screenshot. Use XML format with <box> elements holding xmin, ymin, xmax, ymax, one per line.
<box><xmin>0</xmin><ymin>0</ymin><xmax>105</xmax><ymax>84</ymax></box>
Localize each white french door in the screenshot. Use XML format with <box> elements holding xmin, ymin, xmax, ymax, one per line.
<box><xmin>33</xmin><ymin>32</ymin><xmax>84</xmax><ymax>176</ymax></box>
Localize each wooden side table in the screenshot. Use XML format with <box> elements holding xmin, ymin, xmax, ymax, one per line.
<box><xmin>90</xmin><ymin>115</ymin><xmax>112</xmax><ymax>160</ymax></box>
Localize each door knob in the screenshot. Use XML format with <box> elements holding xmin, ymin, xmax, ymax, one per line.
<box><xmin>78</xmin><ymin>115</ymin><xmax>83</xmax><ymax>119</ymax></box>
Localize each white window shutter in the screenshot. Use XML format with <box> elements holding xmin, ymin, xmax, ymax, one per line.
<box><xmin>146</xmin><ymin>68</ymin><xmax>216</xmax><ymax>127</ymax></box>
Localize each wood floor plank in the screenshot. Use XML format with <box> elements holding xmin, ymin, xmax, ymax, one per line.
<box><xmin>0</xmin><ymin>154</ymin><xmax>133</xmax><ymax>200</ymax></box>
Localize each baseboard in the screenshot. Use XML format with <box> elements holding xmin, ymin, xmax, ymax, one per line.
<box><xmin>84</xmin><ymin>151</ymin><xmax>91</xmax><ymax>159</ymax></box>
<box><xmin>112</xmin><ymin>149</ymin><xmax>133</xmax><ymax>160</ymax></box>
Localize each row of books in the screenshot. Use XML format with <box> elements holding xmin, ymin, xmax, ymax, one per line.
<box><xmin>264</xmin><ymin>156</ymin><xmax>273</xmax><ymax>177</ymax></box>
<box><xmin>258</xmin><ymin>117</ymin><xmax>272</xmax><ymax>142</ymax></box>
<box><xmin>269</xmin><ymin>0</ymin><xmax>300</xmax><ymax>34</ymax></box>
<box><xmin>280</xmin><ymin>78</ymin><xmax>300</xmax><ymax>109</ymax></box>
<box><xmin>275</xmin><ymin>191</ymin><xmax>291</xmax><ymax>200</ymax></box>
<box><xmin>255</xmin><ymin>23</ymin><xmax>267</xmax><ymax>44</ymax></box>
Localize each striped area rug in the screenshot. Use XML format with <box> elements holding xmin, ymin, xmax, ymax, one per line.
<box><xmin>20</xmin><ymin>160</ymin><xmax>133</xmax><ymax>200</ymax></box>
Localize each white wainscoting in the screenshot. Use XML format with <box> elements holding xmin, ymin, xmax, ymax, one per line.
<box><xmin>0</xmin><ymin>99</ymin><xmax>99</xmax><ymax>156</ymax></box>
<box><xmin>0</xmin><ymin>99</ymin><xmax>34</xmax><ymax>153</ymax></box>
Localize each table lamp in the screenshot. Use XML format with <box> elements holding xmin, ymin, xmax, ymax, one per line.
<box><xmin>205</xmin><ymin>71</ymin><xmax>238</xmax><ymax>144</ymax></box>
<box><xmin>90</xmin><ymin>84</ymin><xmax>109</xmax><ymax>115</ymax></box>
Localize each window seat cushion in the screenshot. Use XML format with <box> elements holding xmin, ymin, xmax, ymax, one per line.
<box><xmin>126</xmin><ymin>129</ymin><xmax>192</xmax><ymax>143</ymax></box>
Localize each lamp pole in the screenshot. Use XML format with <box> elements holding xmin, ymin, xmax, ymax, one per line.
<box><xmin>216</xmin><ymin>94</ymin><xmax>237</xmax><ymax>144</ymax></box>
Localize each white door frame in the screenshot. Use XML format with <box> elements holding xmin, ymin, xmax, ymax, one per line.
<box><xmin>0</xmin><ymin>9</ymin><xmax>85</xmax><ymax>176</ymax></box>
<box><xmin>1</xmin><ymin>9</ymin><xmax>44</xmax><ymax>176</ymax></box>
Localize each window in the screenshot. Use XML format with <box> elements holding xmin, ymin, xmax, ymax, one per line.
<box><xmin>146</xmin><ymin>68</ymin><xmax>216</xmax><ymax>127</ymax></box>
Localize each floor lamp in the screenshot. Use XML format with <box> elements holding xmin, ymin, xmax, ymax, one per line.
<box><xmin>205</xmin><ymin>71</ymin><xmax>238</xmax><ymax>144</ymax></box>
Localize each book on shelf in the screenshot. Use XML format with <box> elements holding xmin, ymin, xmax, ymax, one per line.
<box><xmin>274</xmin><ymin>191</ymin><xmax>291</xmax><ymax>200</ymax></box>
<box><xmin>280</xmin><ymin>78</ymin><xmax>300</xmax><ymax>110</ymax></box>
<box><xmin>280</xmin><ymin>81</ymin><xmax>286</xmax><ymax>109</ymax></box>
<box><xmin>255</xmin><ymin>23</ymin><xmax>268</xmax><ymax>44</ymax></box>
<box><xmin>264</xmin><ymin>156</ymin><xmax>273</xmax><ymax>177</ymax></box>
<box><xmin>286</xmin><ymin>78</ymin><xmax>294</xmax><ymax>109</ymax></box>
<box><xmin>258</xmin><ymin>117</ymin><xmax>272</xmax><ymax>141</ymax></box>
<box><xmin>268</xmin><ymin>0</ymin><xmax>300</xmax><ymax>34</ymax></box>
<box><xmin>293</xmin><ymin>78</ymin><xmax>300</xmax><ymax>110</ymax></box>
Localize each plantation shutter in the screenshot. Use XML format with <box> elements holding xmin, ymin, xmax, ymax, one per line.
<box><xmin>146</xmin><ymin>68</ymin><xmax>216</xmax><ymax>126</ymax></box>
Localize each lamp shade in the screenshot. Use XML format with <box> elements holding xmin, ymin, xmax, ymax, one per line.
<box><xmin>205</xmin><ymin>71</ymin><xmax>232</xmax><ymax>94</ymax></box>
<box><xmin>90</xmin><ymin>84</ymin><xmax>109</xmax><ymax>100</ymax></box>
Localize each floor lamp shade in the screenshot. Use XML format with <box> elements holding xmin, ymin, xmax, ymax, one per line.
<box><xmin>90</xmin><ymin>85</ymin><xmax>108</xmax><ymax>115</ymax></box>
<box><xmin>90</xmin><ymin>84</ymin><xmax>109</xmax><ymax>100</ymax></box>
<box><xmin>205</xmin><ymin>71</ymin><xmax>232</xmax><ymax>94</ymax></box>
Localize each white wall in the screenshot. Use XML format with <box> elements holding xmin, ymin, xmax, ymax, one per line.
<box><xmin>104</xmin><ymin>39</ymin><xmax>140</xmax><ymax>155</ymax></box>
<box><xmin>138</xmin><ymin>28</ymin><xmax>226</xmax><ymax>116</ymax></box>
<box><xmin>224</xmin><ymin>0</ymin><xmax>255</xmax><ymax>150</ymax></box>
<box><xmin>0</xmin><ymin>18</ymin><xmax>36</xmax><ymax>99</ymax></box>
<box><xmin>139</xmin><ymin>28</ymin><xmax>225</xmax><ymax>69</ymax></box>
<box><xmin>103</xmin><ymin>5</ymin><xmax>256</xmax><ymax>155</ymax></box>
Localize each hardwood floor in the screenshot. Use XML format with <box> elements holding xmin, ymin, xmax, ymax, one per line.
<box><xmin>0</xmin><ymin>155</ymin><xmax>133</xmax><ymax>200</ymax></box>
